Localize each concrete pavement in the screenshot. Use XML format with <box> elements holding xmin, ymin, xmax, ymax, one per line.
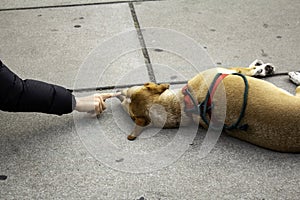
<box><xmin>0</xmin><ymin>0</ymin><xmax>299</xmax><ymax>199</ymax></box>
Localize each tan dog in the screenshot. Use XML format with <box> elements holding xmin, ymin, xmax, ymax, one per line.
<box><xmin>117</xmin><ymin>60</ymin><xmax>300</xmax><ymax>152</ymax></box>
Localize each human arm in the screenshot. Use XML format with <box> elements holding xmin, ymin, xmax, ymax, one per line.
<box><xmin>0</xmin><ymin>60</ymin><xmax>117</xmax><ymax>115</ymax></box>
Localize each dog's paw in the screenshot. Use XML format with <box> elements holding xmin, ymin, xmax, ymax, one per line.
<box><xmin>249</xmin><ymin>59</ymin><xmax>264</xmax><ymax>68</ymax></box>
<box><xmin>254</xmin><ymin>63</ymin><xmax>275</xmax><ymax>76</ymax></box>
<box><xmin>127</xmin><ymin>135</ymin><xmax>137</xmax><ymax>141</ymax></box>
<box><xmin>249</xmin><ymin>59</ymin><xmax>276</xmax><ymax>76</ymax></box>
<box><xmin>288</xmin><ymin>72</ymin><xmax>300</xmax><ymax>86</ymax></box>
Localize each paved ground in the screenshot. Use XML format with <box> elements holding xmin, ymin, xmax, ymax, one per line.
<box><xmin>0</xmin><ymin>0</ymin><xmax>299</xmax><ymax>199</ymax></box>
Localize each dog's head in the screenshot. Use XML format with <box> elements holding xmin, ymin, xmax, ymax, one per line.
<box><xmin>117</xmin><ymin>82</ymin><xmax>170</xmax><ymax>139</ymax></box>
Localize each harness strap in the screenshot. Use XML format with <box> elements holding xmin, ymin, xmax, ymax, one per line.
<box><xmin>182</xmin><ymin>73</ymin><xmax>249</xmax><ymax>131</ymax></box>
<box><xmin>182</xmin><ymin>85</ymin><xmax>200</xmax><ymax>114</ymax></box>
<box><xmin>200</xmin><ymin>73</ymin><xmax>229</xmax><ymax>126</ymax></box>
<box><xmin>225</xmin><ymin>73</ymin><xmax>249</xmax><ymax>130</ymax></box>
<box><xmin>206</xmin><ymin>73</ymin><xmax>229</xmax><ymax>118</ymax></box>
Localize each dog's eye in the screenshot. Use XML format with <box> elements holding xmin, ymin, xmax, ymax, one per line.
<box><xmin>255</xmin><ymin>62</ymin><xmax>262</xmax><ymax>66</ymax></box>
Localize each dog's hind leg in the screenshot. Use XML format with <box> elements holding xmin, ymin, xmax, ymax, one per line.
<box><xmin>127</xmin><ymin>117</ymin><xmax>149</xmax><ymax>140</ymax></box>
<box><xmin>229</xmin><ymin>60</ymin><xmax>275</xmax><ymax>77</ymax></box>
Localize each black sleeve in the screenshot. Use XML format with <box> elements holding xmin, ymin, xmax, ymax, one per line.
<box><xmin>0</xmin><ymin>60</ymin><xmax>75</xmax><ymax>115</ymax></box>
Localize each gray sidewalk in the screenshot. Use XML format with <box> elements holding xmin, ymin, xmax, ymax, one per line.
<box><xmin>0</xmin><ymin>0</ymin><xmax>299</xmax><ymax>199</ymax></box>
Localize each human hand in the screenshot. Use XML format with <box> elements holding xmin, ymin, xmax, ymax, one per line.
<box><xmin>74</xmin><ymin>92</ymin><xmax>120</xmax><ymax>115</ymax></box>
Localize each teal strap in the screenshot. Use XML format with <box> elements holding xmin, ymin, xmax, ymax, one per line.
<box><xmin>200</xmin><ymin>73</ymin><xmax>224</xmax><ymax>126</ymax></box>
<box><xmin>224</xmin><ymin>73</ymin><xmax>249</xmax><ymax>130</ymax></box>
<box><xmin>200</xmin><ymin>73</ymin><xmax>249</xmax><ymax>131</ymax></box>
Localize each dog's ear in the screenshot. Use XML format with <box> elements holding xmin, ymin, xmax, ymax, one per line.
<box><xmin>144</xmin><ymin>82</ymin><xmax>170</xmax><ymax>94</ymax></box>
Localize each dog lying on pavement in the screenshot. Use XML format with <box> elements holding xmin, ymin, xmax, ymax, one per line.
<box><xmin>117</xmin><ymin>60</ymin><xmax>300</xmax><ymax>153</ymax></box>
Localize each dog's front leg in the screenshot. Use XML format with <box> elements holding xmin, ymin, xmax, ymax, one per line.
<box><xmin>127</xmin><ymin>125</ymin><xmax>146</xmax><ymax>140</ymax></box>
<box><xmin>127</xmin><ymin>117</ymin><xmax>149</xmax><ymax>140</ymax></box>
